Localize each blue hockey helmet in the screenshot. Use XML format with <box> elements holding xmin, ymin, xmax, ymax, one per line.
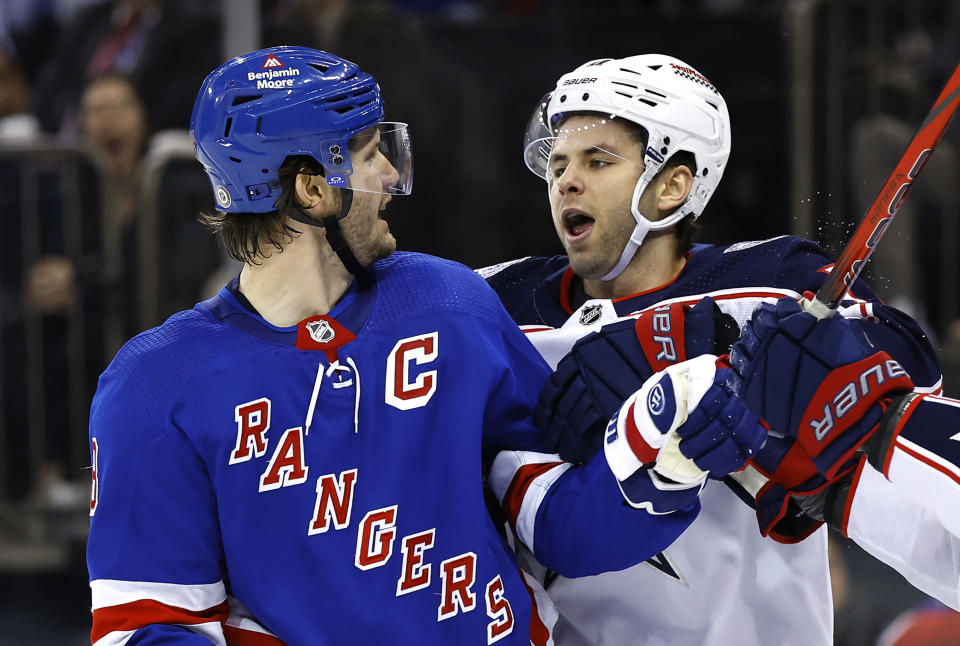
<box><xmin>190</xmin><ymin>46</ymin><xmax>412</xmax><ymax>214</ymax></box>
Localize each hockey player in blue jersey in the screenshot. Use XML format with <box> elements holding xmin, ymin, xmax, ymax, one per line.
<box><xmin>85</xmin><ymin>47</ymin><xmax>768</xmax><ymax>646</ymax></box>
<box><xmin>479</xmin><ymin>54</ymin><xmax>943</xmax><ymax>645</ymax></box>
<box><xmin>727</xmin><ymin>296</ymin><xmax>960</xmax><ymax>611</ymax></box>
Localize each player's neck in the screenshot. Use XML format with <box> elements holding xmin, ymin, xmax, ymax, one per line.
<box><xmin>581</xmin><ymin>229</ymin><xmax>685</xmax><ymax>302</ymax></box>
<box><xmin>237</xmin><ymin>230</ymin><xmax>353</xmax><ymax>327</ymax></box>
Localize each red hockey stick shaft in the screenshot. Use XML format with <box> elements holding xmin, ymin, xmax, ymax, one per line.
<box><xmin>807</xmin><ymin>62</ymin><xmax>960</xmax><ymax>319</ymax></box>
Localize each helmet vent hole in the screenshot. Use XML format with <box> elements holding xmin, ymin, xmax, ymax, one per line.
<box><xmin>334</xmin><ymin>106</ymin><xmax>354</xmax><ymax>115</ymax></box>
<box><xmin>637</xmin><ymin>98</ymin><xmax>657</xmax><ymax>108</ymax></box>
<box><xmin>663</xmin><ymin>136</ymin><xmax>671</xmax><ymax>145</ymax></box>
<box><xmin>309</xmin><ymin>63</ymin><xmax>331</xmax><ymax>73</ymax></box>
<box><xmin>706</xmin><ymin>101</ymin><xmax>719</xmax><ymax>111</ymax></box>
<box><xmin>614</xmin><ymin>91</ymin><xmax>632</xmax><ymax>99</ymax></box>
<box><xmin>612</xmin><ymin>81</ymin><xmax>638</xmax><ymax>90</ymax></box>
<box><xmin>647</xmin><ymin>65</ymin><xmax>662</xmax><ymax>71</ymax></box>
<box><xmin>703</xmin><ymin>168</ymin><xmax>709</xmax><ymax>176</ymax></box>
<box><xmin>644</xmin><ymin>89</ymin><xmax>667</xmax><ymax>98</ymax></box>
<box><xmin>559</xmin><ymin>94</ymin><xmax>567</xmax><ymax>103</ymax></box>
<box><xmin>256</xmin><ymin>117</ymin><xmax>263</xmax><ymax>133</ymax></box>
<box><xmin>231</xmin><ymin>94</ymin><xmax>262</xmax><ymax>106</ymax></box>
<box><xmin>660</xmin><ymin>147</ymin><xmax>668</xmax><ymax>155</ymax></box>
<box><xmin>229</xmin><ymin>156</ymin><xmax>242</xmax><ymax>163</ymax></box>
<box><xmin>620</xmin><ymin>67</ymin><xmax>644</xmax><ymax>76</ymax></box>
<box><xmin>262</xmin><ymin>168</ymin><xmax>269</xmax><ymax>174</ymax></box>
<box><xmin>582</xmin><ymin>93</ymin><xmax>589</xmax><ymax>101</ymax></box>
<box><xmin>326</xmin><ymin>93</ymin><xmax>348</xmax><ymax>104</ymax></box>
<box><xmin>223</xmin><ymin>118</ymin><xmax>233</xmax><ymax>138</ymax></box>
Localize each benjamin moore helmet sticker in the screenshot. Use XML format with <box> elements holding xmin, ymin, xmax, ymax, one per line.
<box><xmin>248</xmin><ymin>54</ymin><xmax>300</xmax><ymax>89</ymax></box>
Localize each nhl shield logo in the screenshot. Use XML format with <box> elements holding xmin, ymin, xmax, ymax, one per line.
<box><xmin>579</xmin><ymin>304</ymin><xmax>603</xmax><ymax>325</ymax></box>
<box><xmin>305</xmin><ymin>319</ymin><xmax>335</xmax><ymax>343</ymax></box>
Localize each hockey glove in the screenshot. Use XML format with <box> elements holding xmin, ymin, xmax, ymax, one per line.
<box><xmin>743</xmin><ymin>449</ymin><xmax>869</xmax><ymax>544</ymax></box>
<box><xmin>729</xmin><ymin>434</ymin><xmax>859</xmax><ymax>543</ymax></box>
<box><xmin>537</xmin><ymin>297</ymin><xmax>740</xmax><ymax>463</ymax></box>
<box><xmin>604</xmin><ymin>355</ymin><xmax>767</xmax><ymax>514</ymax></box>
<box><xmin>728</xmin><ymin>297</ymin><xmax>914</xmax><ymax>482</ymax></box>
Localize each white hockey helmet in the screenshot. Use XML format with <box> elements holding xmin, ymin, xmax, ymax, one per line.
<box><xmin>523</xmin><ymin>54</ymin><xmax>731</xmax><ymax>280</ymax></box>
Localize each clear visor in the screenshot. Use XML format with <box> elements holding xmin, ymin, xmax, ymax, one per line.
<box><xmin>336</xmin><ymin>122</ymin><xmax>413</xmax><ymax>195</ymax></box>
<box><xmin>522</xmin><ymin>97</ymin><xmax>643</xmax><ymax>182</ymax></box>
<box><xmin>521</xmin><ymin>92</ymin><xmax>557</xmax><ymax>179</ymax></box>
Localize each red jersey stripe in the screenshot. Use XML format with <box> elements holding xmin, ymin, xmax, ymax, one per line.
<box><xmin>502</xmin><ymin>462</ymin><xmax>564</xmax><ymax>529</ymax></box>
<box><xmin>91</xmin><ymin>599</ymin><xmax>230</xmax><ymax>643</ymax></box>
<box><xmin>224</xmin><ymin>624</ymin><xmax>287</xmax><ymax>645</ymax></box>
<box><xmin>519</xmin><ymin>573</ymin><xmax>551</xmax><ymax>646</ymax></box>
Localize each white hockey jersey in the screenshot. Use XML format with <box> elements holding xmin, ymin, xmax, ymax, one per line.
<box><xmin>481</xmin><ymin>237</ymin><xmax>942</xmax><ymax>646</ymax></box>
<box><xmin>841</xmin><ymin>394</ymin><xmax>960</xmax><ymax>611</ymax></box>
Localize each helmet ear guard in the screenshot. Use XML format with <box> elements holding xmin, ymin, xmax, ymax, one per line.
<box><xmin>522</xmin><ymin>54</ymin><xmax>730</xmax><ymax>280</ymax></box>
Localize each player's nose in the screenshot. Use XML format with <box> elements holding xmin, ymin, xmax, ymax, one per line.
<box><xmin>381</xmin><ymin>160</ymin><xmax>400</xmax><ymax>191</ymax></box>
<box><xmin>556</xmin><ymin>166</ymin><xmax>583</xmax><ymax>194</ymax></box>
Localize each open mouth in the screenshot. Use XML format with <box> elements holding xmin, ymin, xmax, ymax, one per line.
<box><xmin>563</xmin><ymin>210</ymin><xmax>595</xmax><ymax>239</ymax></box>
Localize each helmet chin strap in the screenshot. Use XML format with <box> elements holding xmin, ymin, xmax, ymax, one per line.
<box><xmin>600</xmin><ymin>164</ymin><xmax>692</xmax><ymax>282</ymax></box>
<box><xmin>285</xmin><ymin>179</ymin><xmax>364</xmax><ymax>275</ymax></box>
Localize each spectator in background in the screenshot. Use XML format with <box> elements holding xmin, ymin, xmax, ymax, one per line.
<box><xmin>849</xmin><ymin>33</ymin><xmax>959</xmax><ymax>338</ymax></box>
<box><xmin>262</xmin><ymin>0</ymin><xmax>351</xmax><ymax>51</ymax></box>
<box><xmin>79</xmin><ymin>73</ymin><xmax>147</xmax><ymax>230</ymax></box>
<box><xmin>0</xmin><ymin>40</ymin><xmax>41</xmax><ymax>142</ymax></box>
<box><xmin>27</xmin><ymin>73</ymin><xmax>147</xmax><ymax>338</ymax></box>
<box><xmin>31</xmin><ymin>0</ymin><xmax>219</xmax><ymax>135</ymax></box>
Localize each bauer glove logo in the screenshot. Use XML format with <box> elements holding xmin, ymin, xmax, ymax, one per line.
<box><xmin>804</xmin><ymin>357</ymin><xmax>908</xmax><ymax>446</ymax></box>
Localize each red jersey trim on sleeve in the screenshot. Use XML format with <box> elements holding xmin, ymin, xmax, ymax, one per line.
<box><xmin>840</xmin><ymin>456</ymin><xmax>869</xmax><ymax>538</ymax></box>
<box><xmin>91</xmin><ymin>599</ymin><xmax>230</xmax><ymax>644</ymax></box>
<box><xmin>502</xmin><ymin>461</ymin><xmax>564</xmax><ymax>530</ymax></box>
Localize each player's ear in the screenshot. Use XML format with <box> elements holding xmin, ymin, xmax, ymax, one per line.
<box><xmin>293</xmin><ymin>172</ymin><xmax>333</xmax><ymax>213</ymax></box>
<box><xmin>657</xmin><ymin>165</ymin><xmax>694</xmax><ymax>213</ymax></box>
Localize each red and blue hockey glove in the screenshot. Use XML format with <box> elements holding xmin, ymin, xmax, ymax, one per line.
<box><xmin>726</xmin><ymin>435</ymin><xmax>859</xmax><ymax>543</ymax></box>
<box><xmin>536</xmin><ymin>297</ymin><xmax>740</xmax><ymax>463</ymax></box>
<box><xmin>725</xmin><ymin>296</ymin><xmax>915</xmax><ymax>542</ymax></box>
<box><xmin>605</xmin><ymin>355</ymin><xmax>767</xmax><ymax>513</ymax></box>
<box><xmin>727</xmin><ymin>297</ymin><xmax>913</xmax><ymax>482</ymax></box>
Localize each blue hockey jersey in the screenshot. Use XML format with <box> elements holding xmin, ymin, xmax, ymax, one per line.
<box><xmin>480</xmin><ymin>236</ymin><xmax>942</xmax><ymax>646</ymax></box>
<box><xmin>87</xmin><ymin>252</ymin><xmax>697</xmax><ymax>646</ymax></box>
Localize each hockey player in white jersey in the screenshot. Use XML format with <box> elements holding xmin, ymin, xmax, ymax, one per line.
<box><xmin>728</xmin><ymin>295</ymin><xmax>960</xmax><ymax>611</ymax></box>
<box><xmin>481</xmin><ymin>54</ymin><xmax>942</xmax><ymax>645</ymax></box>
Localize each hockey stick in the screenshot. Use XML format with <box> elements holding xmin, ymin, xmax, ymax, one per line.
<box><xmin>726</xmin><ymin>63</ymin><xmax>960</xmax><ymax>500</ymax></box>
<box><xmin>805</xmin><ymin>61</ymin><xmax>960</xmax><ymax>319</ymax></box>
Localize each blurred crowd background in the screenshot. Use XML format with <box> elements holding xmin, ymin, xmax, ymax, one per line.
<box><xmin>1</xmin><ymin>0</ymin><xmax>959</xmax><ymax>644</ymax></box>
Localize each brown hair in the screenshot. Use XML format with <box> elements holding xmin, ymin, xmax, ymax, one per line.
<box><xmin>197</xmin><ymin>155</ymin><xmax>326</xmax><ymax>265</ymax></box>
<box><xmin>675</xmin><ymin>214</ymin><xmax>701</xmax><ymax>256</ymax></box>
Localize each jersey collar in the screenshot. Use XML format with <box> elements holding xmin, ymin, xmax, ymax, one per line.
<box><xmin>197</xmin><ymin>271</ymin><xmax>378</xmax><ymax>347</ymax></box>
